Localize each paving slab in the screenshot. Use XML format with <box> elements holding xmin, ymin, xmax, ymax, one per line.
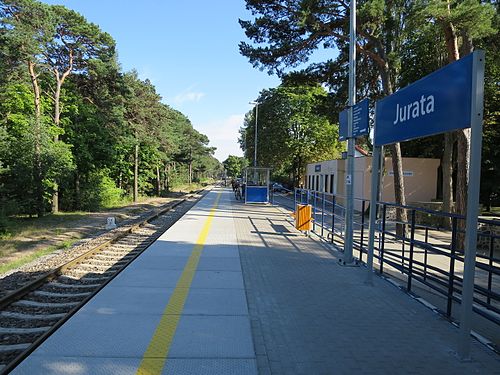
<box><xmin>233</xmin><ymin>199</ymin><xmax>500</xmax><ymax>375</ymax></box>
<box><xmin>11</xmin><ymin>188</ymin><xmax>498</xmax><ymax>375</ymax></box>
<box><xmin>12</xmin><ymin>188</ymin><xmax>257</xmax><ymax>375</ymax></box>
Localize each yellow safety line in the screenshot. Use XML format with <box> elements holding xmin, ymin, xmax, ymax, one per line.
<box><xmin>136</xmin><ymin>192</ymin><xmax>222</xmax><ymax>375</ymax></box>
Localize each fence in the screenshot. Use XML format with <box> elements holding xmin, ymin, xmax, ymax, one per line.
<box><xmin>271</xmin><ymin>188</ymin><xmax>500</xmax><ymax>328</ymax></box>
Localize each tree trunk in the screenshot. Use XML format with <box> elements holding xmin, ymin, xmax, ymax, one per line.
<box><xmin>443</xmin><ymin>22</ymin><xmax>459</xmax><ymax>62</ymax></box>
<box><xmin>28</xmin><ymin>61</ymin><xmax>44</xmax><ymax>217</ymax></box>
<box><xmin>52</xmin><ymin>76</ymin><xmax>64</xmax><ymax>213</ymax></box>
<box><xmin>75</xmin><ymin>171</ymin><xmax>80</xmax><ymax>210</ymax></box>
<box><xmin>388</xmin><ymin>143</ymin><xmax>408</xmax><ymax>236</ymax></box>
<box><xmin>442</xmin><ymin>133</ymin><xmax>455</xmax><ymax>228</ymax></box>
<box><xmin>441</xmin><ymin>3</ymin><xmax>472</xmax><ymax>251</ymax></box>
<box><xmin>164</xmin><ymin>164</ymin><xmax>170</xmax><ymax>192</ymax></box>
<box><xmin>456</xmin><ymin>129</ymin><xmax>471</xmax><ymax>252</ymax></box>
<box><xmin>134</xmin><ymin>142</ymin><xmax>139</xmax><ymax>203</ymax></box>
<box><xmin>51</xmin><ymin>52</ymin><xmax>73</xmax><ymax>213</ymax></box>
<box><xmin>379</xmin><ymin>63</ymin><xmax>408</xmax><ymax>235</ymax></box>
<box><xmin>156</xmin><ymin>165</ymin><xmax>161</xmax><ymax>196</ymax></box>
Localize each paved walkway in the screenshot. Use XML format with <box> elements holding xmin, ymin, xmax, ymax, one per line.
<box><xmin>12</xmin><ymin>189</ymin><xmax>255</xmax><ymax>375</ymax></box>
<box><xmin>233</xmin><ymin>194</ymin><xmax>499</xmax><ymax>374</ymax></box>
<box><xmin>9</xmin><ymin>188</ymin><xmax>499</xmax><ymax>374</ymax></box>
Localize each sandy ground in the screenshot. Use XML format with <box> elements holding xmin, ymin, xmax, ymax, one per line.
<box><xmin>0</xmin><ymin>195</ymin><xmax>182</xmax><ymax>267</ymax></box>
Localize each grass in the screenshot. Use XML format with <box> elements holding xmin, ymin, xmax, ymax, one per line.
<box><xmin>481</xmin><ymin>206</ymin><xmax>500</xmax><ymax>217</ymax></box>
<box><xmin>172</xmin><ymin>182</ymin><xmax>207</xmax><ymax>193</ymax></box>
<box><xmin>0</xmin><ymin>190</ymin><xmax>200</xmax><ymax>274</ymax></box>
<box><xmin>0</xmin><ymin>239</ymin><xmax>77</xmax><ymax>274</ymax></box>
<box><xmin>0</xmin><ymin>211</ymin><xmax>98</xmax><ymax>274</ymax></box>
<box><xmin>0</xmin><ymin>195</ymin><xmax>176</xmax><ymax>246</ymax></box>
<box><xmin>1</xmin><ymin>212</ymin><xmax>89</xmax><ymax>238</ymax></box>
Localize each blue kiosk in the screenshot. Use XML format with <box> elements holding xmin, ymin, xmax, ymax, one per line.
<box><xmin>244</xmin><ymin>167</ymin><xmax>271</xmax><ymax>204</ymax></box>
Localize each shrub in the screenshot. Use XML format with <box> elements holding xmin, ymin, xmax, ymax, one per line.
<box><xmin>80</xmin><ymin>171</ymin><xmax>124</xmax><ymax>210</ymax></box>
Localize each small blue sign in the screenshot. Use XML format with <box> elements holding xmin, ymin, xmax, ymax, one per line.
<box><xmin>315</xmin><ymin>164</ymin><xmax>321</xmax><ymax>172</ymax></box>
<box><xmin>339</xmin><ymin>98</ymin><xmax>370</xmax><ymax>141</ymax></box>
<box><xmin>374</xmin><ymin>52</ymin><xmax>475</xmax><ymax>146</ymax></box>
<box><xmin>246</xmin><ymin>186</ymin><xmax>269</xmax><ymax>203</ymax></box>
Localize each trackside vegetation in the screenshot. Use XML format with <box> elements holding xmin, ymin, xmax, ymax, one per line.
<box><xmin>238</xmin><ymin>0</ymin><xmax>499</xmax><ymax>221</ymax></box>
<box><xmin>0</xmin><ymin>0</ymin><xmax>222</xmax><ymax>232</ymax></box>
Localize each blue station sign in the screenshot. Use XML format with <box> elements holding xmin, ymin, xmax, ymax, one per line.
<box><xmin>339</xmin><ymin>98</ymin><xmax>370</xmax><ymax>141</ymax></box>
<box><xmin>374</xmin><ymin>52</ymin><xmax>477</xmax><ymax>146</ymax></box>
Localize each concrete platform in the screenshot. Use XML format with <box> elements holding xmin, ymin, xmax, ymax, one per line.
<box><xmin>11</xmin><ymin>187</ymin><xmax>500</xmax><ymax>374</ymax></box>
<box><xmin>12</xmin><ymin>188</ymin><xmax>257</xmax><ymax>375</ymax></box>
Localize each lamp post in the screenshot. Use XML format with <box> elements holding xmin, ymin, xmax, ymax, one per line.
<box><xmin>249</xmin><ymin>101</ymin><xmax>259</xmax><ymax>167</ymax></box>
<box><xmin>342</xmin><ymin>0</ymin><xmax>357</xmax><ymax>266</ymax></box>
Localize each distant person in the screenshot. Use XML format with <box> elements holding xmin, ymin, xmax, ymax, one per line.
<box><xmin>234</xmin><ymin>180</ymin><xmax>242</xmax><ymax>200</ymax></box>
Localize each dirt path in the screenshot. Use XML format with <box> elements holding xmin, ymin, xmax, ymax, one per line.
<box><xmin>0</xmin><ymin>195</ymin><xmax>183</xmax><ymax>267</ymax></box>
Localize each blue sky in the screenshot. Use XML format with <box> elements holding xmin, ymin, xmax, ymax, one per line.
<box><xmin>40</xmin><ymin>0</ymin><xmax>284</xmax><ymax>162</ymax></box>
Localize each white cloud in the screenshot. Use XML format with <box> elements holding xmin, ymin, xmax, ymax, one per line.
<box><xmin>173</xmin><ymin>85</ymin><xmax>206</xmax><ymax>105</ymax></box>
<box><xmin>194</xmin><ymin>114</ymin><xmax>245</xmax><ymax>162</ymax></box>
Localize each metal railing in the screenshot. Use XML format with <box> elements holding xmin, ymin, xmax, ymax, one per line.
<box><xmin>273</xmin><ymin>188</ymin><xmax>500</xmax><ymax>328</ymax></box>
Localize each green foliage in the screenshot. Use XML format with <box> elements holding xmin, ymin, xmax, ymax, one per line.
<box><xmin>415</xmin><ymin>0</ymin><xmax>496</xmax><ymax>41</ymax></box>
<box><xmin>240</xmin><ymin>0</ymin><xmax>499</xmax><ymax>209</ymax></box>
<box><xmin>240</xmin><ymin>83</ymin><xmax>343</xmax><ymax>186</ymax></box>
<box><xmin>82</xmin><ymin>172</ymin><xmax>123</xmax><ymax>210</ymax></box>
<box><xmin>79</xmin><ymin>170</ymin><xmax>124</xmax><ymax>210</ymax></box>
<box><xmin>0</xmin><ymin>0</ymin><xmax>220</xmax><ymax>221</ymax></box>
<box><xmin>223</xmin><ymin>155</ymin><xmax>249</xmax><ymax>178</ymax></box>
<box><xmin>479</xmin><ymin>19</ymin><xmax>500</xmax><ymax>208</ymax></box>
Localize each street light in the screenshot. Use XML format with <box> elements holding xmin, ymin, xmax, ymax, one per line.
<box><xmin>249</xmin><ymin>101</ymin><xmax>259</xmax><ymax>167</ymax></box>
<box><xmin>342</xmin><ymin>0</ymin><xmax>357</xmax><ymax>266</ymax></box>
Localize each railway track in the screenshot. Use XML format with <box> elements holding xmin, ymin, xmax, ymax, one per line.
<box><xmin>0</xmin><ymin>190</ymin><xmax>205</xmax><ymax>374</ymax></box>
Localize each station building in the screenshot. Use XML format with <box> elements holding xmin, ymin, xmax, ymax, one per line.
<box><xmin>304</xmin><ymin>145</ymin><xmax>440</xmax><ymax>205</ymax></box>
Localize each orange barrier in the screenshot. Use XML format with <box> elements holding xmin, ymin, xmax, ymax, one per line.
<box><xmin>295</xmin><ymin>204</ymin><xmax>312</xmax><ymax>231</ymax></box>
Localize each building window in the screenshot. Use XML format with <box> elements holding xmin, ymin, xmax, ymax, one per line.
<box><xmin>316</xmin><ymin>175</ymin><xmax>319</xmax><ymax>191</ymax></box>
<box><xmin>330</xmin><ymin>174</ymin><xmax>335</xmax><ymax>194</ymax></box>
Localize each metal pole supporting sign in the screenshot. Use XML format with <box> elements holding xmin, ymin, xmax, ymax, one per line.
<box><xmin>366</xmin><ymin>143</ymin><xmax>382</xmax><ymax>285</ymax></box>
<box><xmin>371</xmin><ymin>50</ymin><xmax>485</xmax><ymax>360</ymax></box>
<box><xmin>458</xmin><ymin>50</ymin><xmax>485</xmax><ymax>360</ymax></box>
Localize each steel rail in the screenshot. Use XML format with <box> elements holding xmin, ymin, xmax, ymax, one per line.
<box><xmin>0</xmin><ymin>189</ymin><xmax>207</xmax><ymax>374</ymax></box>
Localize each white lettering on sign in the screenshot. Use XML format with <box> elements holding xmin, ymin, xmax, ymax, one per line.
<box><xmin>393</xmin><ymin>95</ymin><xmax>435</xmax><ymax>125</ymax></box>
<box><xmin>388</xmin><ymin>171</ymin><xmax>414</xmax><ymax>177</ymax></box>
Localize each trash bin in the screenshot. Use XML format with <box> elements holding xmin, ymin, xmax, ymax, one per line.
<box><xmin>295</xmin><ymin>204</ymin><xmax>312</xmax><ymax>231</ymax></box>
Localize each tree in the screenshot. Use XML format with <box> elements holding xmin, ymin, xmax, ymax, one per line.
<box><xmin>0</xmin><ymin>0</ymin><xmax>55</xmax><ymax>216</ymax></box>
<box><xmin>415</xmin><ymin>0</ymin><xmax>496</xmax><ymax>235</ymax></box>
<box><xmin>122</xmin><ymin>72</ymin><xmax>163</xmax><ymax>202</ymax></box>
<box><xmin>223</xmin><ymin>155</ymin><xmax>249</xmax><ymax>178</ymax></box>
<box><xmin>177</xmin><ymin>124</ymin><xmax>215</xmax><ymax>185</ymax></box>
<box><xmin>478</xmin><ymin>2</ymin><xmax>500</xmax><ymax>211</ymax></box>
<box><xmin>44</xmin><ymin>5</ymin><xmax>115</xmax><ymax>212</ymax></box>
<box><xmin>240</xmin><ymin>83</ymin><xmax>342</xmax><ymax>185</ymax></box>
<box><xmin>239</xmin><ymin>0</ymin><xmax>412</xmax><ymax>230</ymax></box>
<box><xmin>0</xmin><ymin>0</ymin><xmax>220</xmax><ymax>219</ymax></box>
<box><xmin>0</xmin><ymin>0</ymin><xmax>116</xmax><ymax>213</ymax></box>
<box><xmin>60</xmin><ymin>60</ymin><xmax>124</xmax><ymax>209</ymax></box>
